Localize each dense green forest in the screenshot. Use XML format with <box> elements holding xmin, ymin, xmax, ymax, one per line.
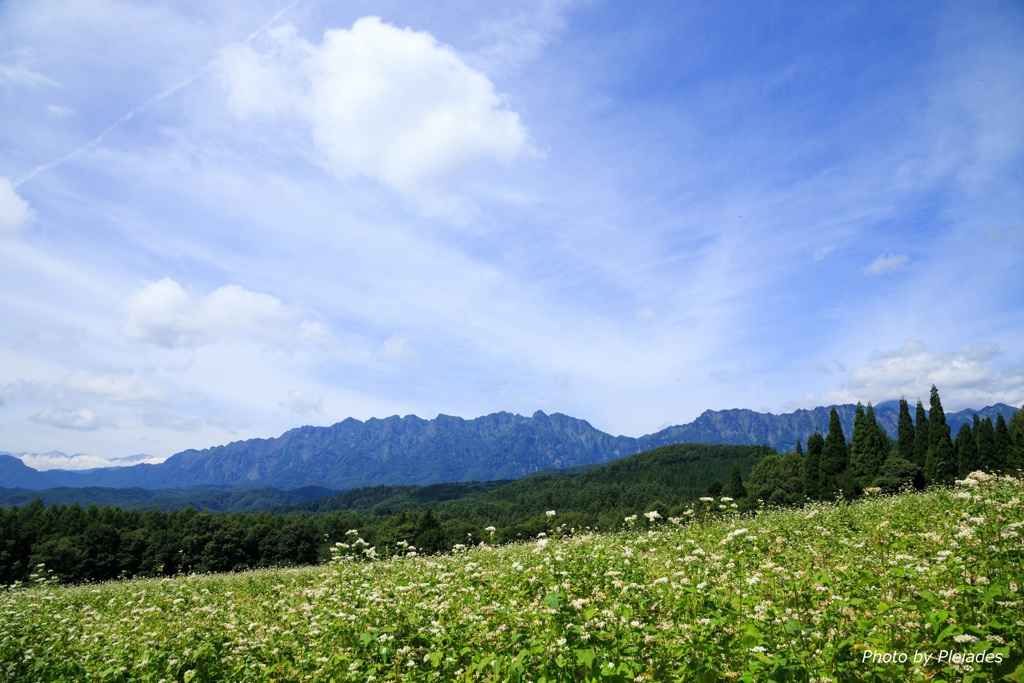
<box><xmin>0</xmin><ymin>484</ymin><xmax>340</xmax><ymax>513</ymax></box>
<box><xmin>2</xmin><ymin>387</ymin><xmax>1021</xmax><ymax>587</ymax></box>
<box><xmin>0</xmin><ymin>443</ymin><xmax>766</xmax><ymax>585</ymax></box>
<box><xmin>747</xmin><ymin>386</ymin><xmax>1024</xmax><ymax>506</ymax></box>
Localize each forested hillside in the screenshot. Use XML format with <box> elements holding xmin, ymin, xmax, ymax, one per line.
<box><xmin>0</xmin><ymin>443</ymin><xmax>766</xmax><ymax>584</ymax></box>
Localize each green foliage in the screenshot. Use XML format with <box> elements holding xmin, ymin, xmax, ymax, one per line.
<box><xmin>925</xmin><ymin>385</ymin><xmax>957</xmax><ymax>486</ymax></box>
<box><xmin>1009</xmin><ymin>406</ymin><xmax>1024</xmax><ymax>471</ymax></box>
<box><xmin>747</xmin><ymin>451</ymin><xmax>804</xmax><ymax>506</ymax></box>
<box><xmin>3</xmin><ymin>475</ymin><xmax>1022</xmax><ymax>682</ymax></box>
<box><xmin>956</xmin><ymin>422</ymin><xmax>979</xmax><ymax>475</ymax></box>
<box><xmin>849</xmin><ymin>403</ymin><xmax>889</xmax><ymax>488</ymax></box>
<box><xmin>914</xmin><ymin>400</ymin><xmax>929</xmax><ymax>469</ymax></box>
<box><xmin>0</xmin><ymin>485</ymin><xmax>340</xmax><ymax>513</ymax></box>
<box><xmin>720</xmin><ymin>463</ymin><xmax>747</xmax><ymax>500</ymax></box>
<box><xmin>977</xmin><ymin>416</ymin><xmax>998</xmax><ymax>472</ymax></box>
<box><xmin>803</xmin><ymin>432</ymin><xmax>824</xmax><ymax>501</ymax></box>
<box><xmin>995</xmin><ymin>414</ymin><xmax>1014</xmax><ymax>471</ymax></box>
<box><xmin>897</xmin><ymin>398</ymin><xmax>915</xmax><ymax>463</ymax></box>
<box><xmin>0</xmin><ymin>444</ymin><xmax>768</xmax><ymax>585</ymax></box>
<box><xmin>820</xmin><ymin>408</ymin><xmax>851</xmax><ymax>498</ymax></box>
<box><xmin>871</xmin><ymin>457</ymin><xmax>920</xmax><ymax>494</ymax></box>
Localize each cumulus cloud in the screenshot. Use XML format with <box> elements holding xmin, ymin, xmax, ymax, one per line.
<box><xmin>0</xmin><ymin>177</ymin><xmax>33</xmax><ymax>232</ymax></box>
<box><xmin>216</xmin><ymin>17</ymin><xmax>529</xmax><ymax>196</ymax></box>
<box><xmin>284</xmin><ymin>389</ymin><xmax>323</xmax><ymax>417</ymax></box>
<box><xmin>122</xmin><ymin>278</ymin><xmax>326</xmax><ymax>349</ymax></box>
<box><xmin>863</xmin><ymin>251</ymin><xmax>909</xmax><ymax>276</ymax></box>
<box><xmin>834</xmin><ymin>341</ymin><xmax>1024</xmax><ymax>409</ymax></box>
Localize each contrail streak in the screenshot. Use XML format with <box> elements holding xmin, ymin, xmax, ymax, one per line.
<box><xmin>13</xmin><ymin>0</ymin><xmax>303</xmax><ymax>188</ymax></box>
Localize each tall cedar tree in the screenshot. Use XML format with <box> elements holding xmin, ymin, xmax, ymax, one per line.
<box><xmin>721</xmin><ymin>463</ymin><xmax>747</xmax><ymax>499</ymax></box>
<box><xmin>820</xmin><ymin>407</ymin><xmax>851</xmax><ymax>498</ymax></box>
<box><xmin>995</xmin><ymin>414</ymin><xmax>1013</xmax><ymax>471</ymax></box>
<box><xmin>976</xmin><ymin>416</ymin><xmax>997</xmax><ymax>471</ymax></box>
<box><xmin>897</xmin><ymin>398</ymin><xmax>915</xmax><ymax>462</ymax></box>
<box><xmin>914</xmin><ymin>400</ymin><xmax>929</xmax><ymax>469</ymax></box>
<box><xmin>849</xmin><ymin>403</ymin><xmax>870</xmax><ymax>487</ymax></box>
<box><xmin>1008</xmin><ymin>407</ymin><xmax>1024</xmax><ymax>471</ymax></box>
<box><xmin>804</xmin><ymin>432</ymin><xmax>824</xmax><ymax>501</ymax></box>
<box><xmin>795</xmin><ymin>439</ymin><xmax>803</xmax><ymax>456</ymax></box>
<box><xmin>865</xmin><ymin>403</ymin><xmax>890</xmax><ymax>477</ymax></box>
<box><xmin>850</xmin><ymin>403</ymin><xmax>890</xmax><ymax>488</ymax></box>
<box><xmin>955</xmin><ymin>422</ymin><xmax>979</xmax><ymax>475</ymax></box>
<box><xmin>924</xmin><ymin>384</ymin><xmax>956</xmax><ymax>485</ymax></box>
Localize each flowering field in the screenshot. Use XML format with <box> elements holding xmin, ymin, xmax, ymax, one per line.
<box><xmin>2</xmin><ymin>473</ymin><xmax>1022</xmax><ymax>682</ymax></box>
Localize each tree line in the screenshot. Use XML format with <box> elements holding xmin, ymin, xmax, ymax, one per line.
<box><xmin>744</xmin><ymin>386</ymin><xmax>1023</xmax><ymax>507</ymax></box>
<box><xmin>0</xmin><ymin>444</ymin><xmax>767</xmax><ymax>585</ymax></box>
<box><xmin>3</xmin><ymin>389</ymin><xmax>1018</xmax><ymax>587</ymax></box>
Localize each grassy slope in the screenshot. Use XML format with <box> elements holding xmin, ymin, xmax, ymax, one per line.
<box><xmin>2</xmin><ymin>474</ymin><xmax>1022</xmax><ymax>683</ymax></box>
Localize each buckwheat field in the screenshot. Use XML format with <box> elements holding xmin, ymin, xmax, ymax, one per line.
<box><xmin>3</xmin><ymin>472</ymin><xmax>1022</xmax><ymax>682</ymax></box>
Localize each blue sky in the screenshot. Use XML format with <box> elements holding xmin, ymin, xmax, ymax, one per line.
<box><xmin>2</xmin><ymin>0</ymin><xmax>1022</xmax><ymax>469</ymax></box>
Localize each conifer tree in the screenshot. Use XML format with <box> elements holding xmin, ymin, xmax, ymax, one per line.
<box><xmin>1008</xmin><ymin>407</ymin><xmax>1024</xmax><ymax>471</ymax></box>
<box><xmin>865</xmin><ymin>403</ymin><xmax>890</xmax><ymax>476</ymax></box>
<box><xmin>955</xmin><ymin>422</ymin><xmax>978</xmax><ymax>475</ymax></box>
<box><xmin>795</xmin><ymin>439</ymin><xmax>803</xmax><ymax>457</ymax></box>
<box><xmin>820</xmin><ymin>407</ymin><xmax>851</xmax><ymax>498</ymax></box>
<box><xmin>850</xmin><ymin>402</ymin><xmax>891</xmax><ymax>488</ymax></box>
<box><xmin>804</xmin><ymin>432</ymin><xmax>824</xmax><ymax>501</ymax></box>
<box><xmin>897</xmin><ymin>398</ymin><xmax>915</xmax><ymax>462</ymax></box>
<box><xmin>995</xmin><ymin>414</ymin><xmax>1013</xmax><ymax>471</ymax></box>
<box><xmin>914</xmin><ymin>400</ymin><xmax>929</xmax><ymax>469</ymax></box>
<box><xmin>924</xmin><ymin>385</ymin><xmax>956</xmax><ymax>485</ymax></box>
<box><xmin>721</xmin><ymin>463</ymin><xmax>747</xmax><ymax>499</ymax></box>
<box><xmin>976</xmin><ymin>416</ymin><xmax>997</xmax><ymax>471</ymax></box>
<box><xmin>849</xmin><ymin>403</ymin><xmax>871</xmax><ymax>488</ymax></box>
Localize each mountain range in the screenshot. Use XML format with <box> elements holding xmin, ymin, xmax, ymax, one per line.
<box><xmin>2</xmin><ymin>402</ymin><xmax>1017</xmax><ymax>491</ymax></box>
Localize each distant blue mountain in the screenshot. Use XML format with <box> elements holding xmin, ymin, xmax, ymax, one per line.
<box><xmin>3</xmin><ymin>403</ymin><xmax>1017</xmax><ymax>491</ymax></box>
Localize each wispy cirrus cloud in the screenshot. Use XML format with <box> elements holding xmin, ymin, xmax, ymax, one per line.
<box><xmin>863</xmin><ymin>251</ymin><xmax>909</xmax><ymax>276</ymax></box>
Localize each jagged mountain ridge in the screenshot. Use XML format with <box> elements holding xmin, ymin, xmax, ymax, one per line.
<box><xmin>2</xmin><ymin>403</ymin><xmax>1017</xmax><ymax>491</ymax></box>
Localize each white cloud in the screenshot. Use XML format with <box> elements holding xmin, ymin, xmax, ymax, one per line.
<box><xmin>0</xmin><ymin>64</ymin><xmax>60</xmax><ymax>89</ymax></box>
<box><xmin>3</xmin><ymin>371</ymin><xmax>173</xmax><ymax>408</ymax></box>
<box><xmin>863</xmin><ymin>251</ymin><xmax>909</xmax><ymax>276</ymax></box>
<box><xmin>61</xmin><ymin>370</ymin><xmax>170</xmax><ymax>407</ymax></box>
<box><xmin>377</xmin><ymin>334</ymin><xmax>418</xmax><ymax>362</ymax></box>
<box><xmin>812</xmin><ymin>245</ymin><xmax>835</xmax><ymax>262</ymax></box>
<box><xmin>0</xmin><ymin>177</ymin><xmax>33</xmax><ymax>232</ymax></box>
<box><xmin>46</xmin><ymin>104</ymin><xmax>75</xmax><ymax>117</ymax></box>
<box><xmin>216</xmin><ymin>16</ymin><xmax>529</xmax><ymax>197</ymax></box>
<box><xmin>218</xmin><ymin>24</ymin><xmax>306</xmax><ymax>120</ymax></box>
<box><xmin>467</xmin><ymin>1</ymin><xmax>569</xmax><ymax>77</ymax></box>
<box><xmin>10</xmin><ymin>451</ymin><xmax>167</xmax><ymax>471</ymax></box>
<box><xmin>29</xmin><ymin>407</ymin><xmax>112</xmax><ymax>431</ymax></box>
<box><xmin>284</xmin><ymin>389</ymin><xmax>323</xmax><ymax>417</ymax></box>
<box><xmin>824</xmin><ymin>341</ymin><xmax>1024</xmax><ymax>410</ymax></box>
<box><xmin>122</xmin><ymin>278</ymin><xmax>326</xmax><ymax>349</ymax></box>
